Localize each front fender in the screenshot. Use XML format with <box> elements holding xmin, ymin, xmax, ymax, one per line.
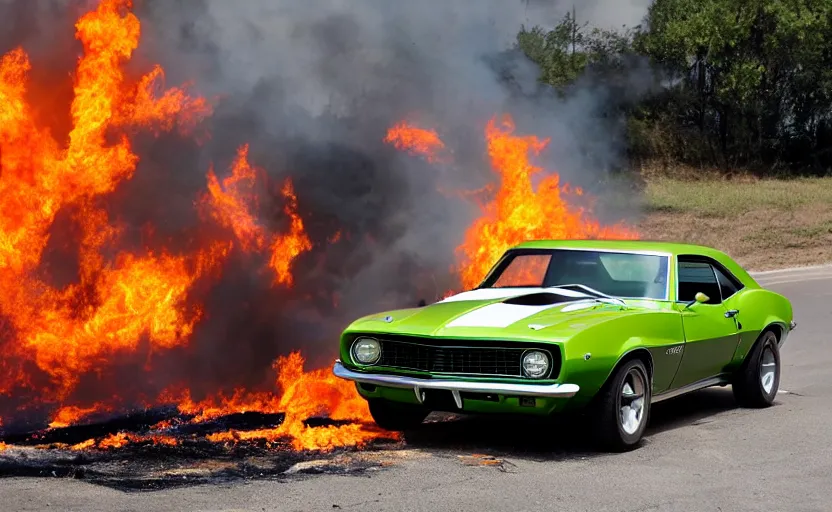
<box><xmin>558</xmin><ymin>309</ymin><xmax>684</xmax><ymax>406</ymax></box>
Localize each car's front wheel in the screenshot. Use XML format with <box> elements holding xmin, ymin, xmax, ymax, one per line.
<box><xmin>732</xmin><ymin>330</ymin><xmax>780</xmax><ymax>407</ymax></box>
<box><xmin>590</xmin><ymin>358</ymin><xmax>652</xmax><ymax>452</ymax></box>
<box><xmin>368</xmin><ymin>399</ymin><xmax>429</xmax><ymax>431</ymax></box>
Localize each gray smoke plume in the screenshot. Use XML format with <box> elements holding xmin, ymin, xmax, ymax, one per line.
<box><xmin>0</xmin><ymin>0</ymin><xmax>656</xmax><ymax>423</ymax></box>
<box><xmin>522</xmin><ymin>0</ymin><xmax>653</xmax><ymax>30</ymax></box>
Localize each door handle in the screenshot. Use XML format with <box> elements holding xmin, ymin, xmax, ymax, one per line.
<box><xmin>724</xmin><ymin>309</ymin><xmax>739</xmax><ymax>318</ymax></box>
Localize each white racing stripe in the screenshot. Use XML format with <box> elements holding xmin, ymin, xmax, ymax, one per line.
<box><xmin>441</xmin><ymin>287</ymin><xmax>591</xmax><ymax>328</ymax></box>
<box><xmin>439</xmin><ymin>287</ymin><xmax>588</xmax><ymax>303</ymax></box>
<box><xmin>445</xmin><ymin>302</ymin><xmax>565</xmax><ymax>328</ymax></box>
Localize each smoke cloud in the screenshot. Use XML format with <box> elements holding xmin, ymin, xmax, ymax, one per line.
<box><xmin>0</xmin><ymin>0</ymin><xmax>655</xmax><ymax>420</ymax></box>
<box><xmin>521</xmin><ymin>0</ymin><xmax>653</xmax><ymax>30</ymax></box>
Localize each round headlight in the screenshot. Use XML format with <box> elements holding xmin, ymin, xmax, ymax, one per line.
<box><xmin>351</xmin><ymin>337</ymin><xmax>381</xmax><ymax>365</ymax></box>
<box><xmin>522</xmin><ymin>350</ymin><xmax>550</xmax><ymax>379</ymax></box>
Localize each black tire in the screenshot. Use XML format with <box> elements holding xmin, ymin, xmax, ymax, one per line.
<box><xmin>590</xmin><ymin>358</ymin><xmax>652</xmax><ymax>452</ymax></box>
<box><xmin>368</xmin><ymin>399</ymin><xmax>429</xmax><ymax>431</ymax></box>
<box><xmin>732</xmin><ymin>330</ymin><xmax>780</xmax><ymax>408</ymax></box>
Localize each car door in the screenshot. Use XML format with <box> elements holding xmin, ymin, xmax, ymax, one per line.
<box><xmin>670</xmin><ymin>257</ymin><xmax>741</xmax><ymax>389</ymax></box>
<box><xmin>710</xmin><ymin>262</ymin><xmax>747</xmax><ymax>366</ymax></box>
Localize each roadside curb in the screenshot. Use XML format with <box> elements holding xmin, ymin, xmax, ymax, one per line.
<box><xmin>750</xmin><ymin>264</ymin><xmax>832</xmax><ymax>276</ymax></box>
<box><xmin>752</xmin><ymin>264</ymin><xmax>832</xmax><ymax>286</ymax></box>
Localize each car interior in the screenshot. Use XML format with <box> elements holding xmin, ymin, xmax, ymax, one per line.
<box><xmin>542</xmin><ymin>251</ymin><xmax>669</xmax><ymax>300</ymax></box>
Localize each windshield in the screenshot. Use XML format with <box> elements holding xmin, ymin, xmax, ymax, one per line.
<box><xmin>480</xmin><ymin>249</ymin><xmax>670</xmax><ymax>300</ymax></box>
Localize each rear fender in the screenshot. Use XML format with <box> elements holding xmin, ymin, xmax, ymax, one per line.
<box><xmin>729</xmin><ymin>289</ymin><xmax>793</xmax><ymax>366</ymax></box>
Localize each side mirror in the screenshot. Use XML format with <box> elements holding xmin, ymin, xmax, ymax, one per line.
<box><xmin>684</xmin><ymin>292</ymin><xmax>709</xmax><ymax>309</ymax></box>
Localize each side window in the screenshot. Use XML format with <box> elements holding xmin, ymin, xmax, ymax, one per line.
<box><xmin>677</xmin><ymin>260</ymin><xmax>722</xmax><ymax>304</ymax></box>
<box><xmin>713</xmin><ymin>266</ymin><xmax>743</xmax><ymax>300</ymax></box>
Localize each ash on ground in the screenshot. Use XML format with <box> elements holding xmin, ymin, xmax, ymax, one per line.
<box><xmin>0</xmin><ymin>409</ymin><xmax>402</xmax><ymax>491</ymax></box>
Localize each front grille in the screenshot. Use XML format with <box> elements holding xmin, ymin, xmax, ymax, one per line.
<box><xmin>372</xmin><ymin>338</ymin><xmax>559</xmax><ymax>378</ymax></box>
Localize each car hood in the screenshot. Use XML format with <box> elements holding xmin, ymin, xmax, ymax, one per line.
<box><xmin>345</xmin><ymin>287</ymin><xmax>662</xmax><ymax>340</ymax></box>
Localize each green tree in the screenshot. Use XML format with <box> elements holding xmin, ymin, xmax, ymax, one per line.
<box><xmin>518</xmin><ymin>0</ymin><xmax>832</xmax><ymax>174</ymax></box>
<box><xmin>635</xmin><ymin>0</ymin><xmax>832</xmax><ymax>171</ymax></box>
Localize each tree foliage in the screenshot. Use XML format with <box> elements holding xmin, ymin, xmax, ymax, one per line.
<box><xmin>518</xmin><ymin>0</ymin><xmax>832</xmax><ymax>174</ymax></box>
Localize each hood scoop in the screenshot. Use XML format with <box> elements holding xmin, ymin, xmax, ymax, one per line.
<box><xmin>444</xmin><ymin>291</ymin><xmax>583</xmax><ymax>329</ymax></box>
<box><xmin>502</xmin><ymin>292</ymin><xmax>579</xmax><ymax>306</ymax></box>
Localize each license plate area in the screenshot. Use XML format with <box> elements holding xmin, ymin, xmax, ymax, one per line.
<box><xmin>421</xmin><ymin>389</ymin><xmax>459</xmax><ymax>411</ymax></box>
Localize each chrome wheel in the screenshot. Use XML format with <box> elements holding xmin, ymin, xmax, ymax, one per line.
<box><xmin>619</xmin><ymin>368</ymin><xmax>646</xmax><ymax>435</ymax></box>
<box><xmin>760</xmin><ymin>345</ymin><xmax>777</xmax><ymax>394</ymax></box>
<box><xmin>733</xmin><ymin>330</ymin><xmax>780</xmax><ymax>408</ymax></box>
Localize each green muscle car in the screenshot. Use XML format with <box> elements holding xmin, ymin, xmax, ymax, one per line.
<box><xmin>332</xmin><ymin>240</ymin><xmax>796</xmax><ymax>451</ymax></box>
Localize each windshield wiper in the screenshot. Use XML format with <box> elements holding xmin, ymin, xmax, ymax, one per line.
<box><xmin>547</xmin><ymin>284</ymin><xmax>628</xmax><ymax>306</ymax></box>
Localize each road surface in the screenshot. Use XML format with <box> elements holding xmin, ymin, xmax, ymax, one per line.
<box><xmin>2</xmin><ymin>265</ymin><xmax>831</xmax><ymax>512</ymax></box>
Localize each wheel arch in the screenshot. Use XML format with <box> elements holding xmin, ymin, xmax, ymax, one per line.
<box><xmin>762</xmin><ymin>321</ymin><xmax>786</xmax><ymax>344</ymax></box>
<box><xmin>736</xmin><ymin>322</ymin><xmax>785</xmax><ymax>370</ymax></box>
<box><xmin>751</xmin><ymin>321</ymin><xmax>787</xmax><ymax>352</ymax></box>
<box><xmin>608</xmin><ymin>348</ymin><xmax>654</xmax><ymax>383</ymax></box>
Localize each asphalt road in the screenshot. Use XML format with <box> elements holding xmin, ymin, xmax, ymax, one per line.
<box><xmin>3</xmin><ymin>265</ymin><xmax>831</xmax><ymax>512</ymax></box>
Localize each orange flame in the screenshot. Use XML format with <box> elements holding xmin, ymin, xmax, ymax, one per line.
<box><xmin>204</xmin><ymin>144</ymin><xmax>268</xmax><ymax>251</ymax></box>
<box><xmin>384</xmin><ymin>115</ymin><xmax>638</xmax><ymax>289</ymax></box>
<box><xmin>205</xmin><ymin>352</ymin><xmax>394</xmax><ymax>451</ymax></box>
<box><xmin>0</xmin><ymin>0</ymin><xmax>377</xmax><ymax>452</ymax></box>
<box><xmin>48</xmin><ymin>404</ymin><xmax>113</xmax><ymax>429</ymax></box>
<box><xmin>158</xmin><ymin>352</ymin><xmax>392</xmax><ymax>451</ymax></box>
<box><xmin>269</xmin><ymin>180</ymin><xmax>313</xmax><ymax>288</ymax></box>
<box><xmin>69</xmin><ymin>439</ymin><xmax>97</xmax><ymax>451</ymax></box>
<box><xmin>203</xmin><ymin>144</ymin><xmax>312</xmax><ymax>287</ymax></box>
<box><xmin>458</xmin><ymin>115</ymin><xmax>638</xmax><ymax>288</ymax></box>
<box><xmin>0</xmin><ymin>0</ymin><xmax>216</xmax><ymax>401</ymax></box>
<box><xmin>384</xmin><ymin>121</ymin><xmax>447</xmax><ymax>163</ymax></box>
<box><xmin>67</xmin><ymin>433</ymin><xmax>179</xmax><ymax>451</ymax></box>
<box><xmin>98</xmin><ymin>432</ymin><xmax>131</xmax><ymax>450</ymax></box>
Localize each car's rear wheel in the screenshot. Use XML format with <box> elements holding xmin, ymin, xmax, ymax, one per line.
<box><xmin>368</xmin><ymin>399</ymin><xmax>429</xmax><ymax>431</ymax></box>
<box><xmin>590</xmin><ymin>358</ymin><xmax>652</xmax><ymax>452</ymax></box>
<box><xmin>732</xmin><ymin>330</ymin><xmax>780</xmax><ymax>407</ymax></box>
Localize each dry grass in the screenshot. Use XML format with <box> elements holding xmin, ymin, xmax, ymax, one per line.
<box><xmin>637</xmin><ymin>175</ymin><xmax>832</xmax><ymax>271</ymax></box>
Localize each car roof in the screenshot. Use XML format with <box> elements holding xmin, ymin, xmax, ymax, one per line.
<box><xmin>513</xmin><ymin>239</ymin><xmax>718</xmax><ymax>256</ymax></box>
<box><xmin>511</xmin><ymin>239</ymin><xmax>759</xmax><ymax>287</ymax></box>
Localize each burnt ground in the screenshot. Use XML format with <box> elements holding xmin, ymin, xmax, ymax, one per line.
<box><xmin>0</xmin><ymin>401</ymin><xmax>622</xmax><ymax>492</ymax></box>
<box><xmin>0</xmin><ymin>409</ymin><xmax>404</xmax><ymax>491</ymax></box>
<box><xmin>0</xmin><ymin>391</ymin><xmax>728</xmax><ymax>493</ymax></box>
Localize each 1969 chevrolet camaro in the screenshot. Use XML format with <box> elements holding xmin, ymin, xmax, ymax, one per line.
<box><xmin>332</xmin><ymin>240</ymin><xmax>796</xmax><ymax>451</ymax></box>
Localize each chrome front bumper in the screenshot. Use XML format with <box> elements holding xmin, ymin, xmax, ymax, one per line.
<box><xmin>332</xmin><ymin>360</ymin><xmax>580</xmax><ymax>408</ymax></box>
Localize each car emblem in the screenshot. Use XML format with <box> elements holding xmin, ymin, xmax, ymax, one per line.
<box><xmin>383</xmin><ymin>315</ymin><xmax>393</xmax><ymax>323</ymax></box>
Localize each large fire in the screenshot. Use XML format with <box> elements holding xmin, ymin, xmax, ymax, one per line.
<box><xmin>384</xmin><ymin>117</ymin><xmax>638</xmax><ymax>289</ymax></box>
<box><xmin>0</xmin><ymin>0</ymin><xmax>635</xmax><ymax>453</ymax></box>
